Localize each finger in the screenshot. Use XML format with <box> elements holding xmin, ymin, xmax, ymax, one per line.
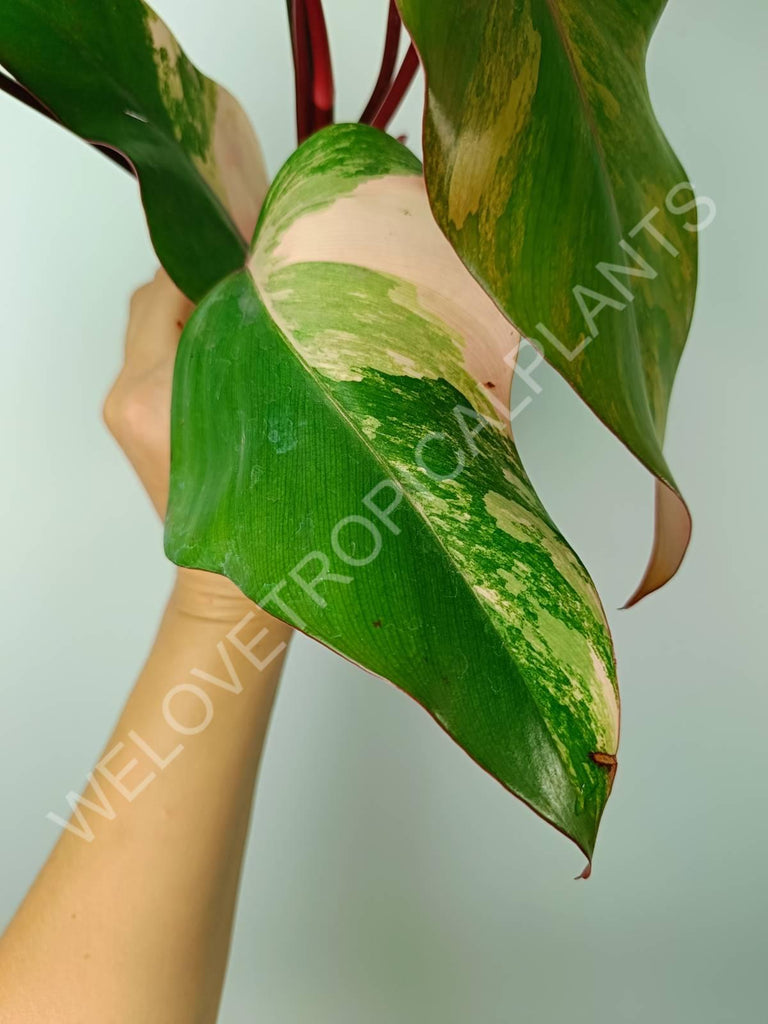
<box><xmin>124</xmin><ymin>269</ymin><xmax>194</xmax><ymax>364</ymax></box>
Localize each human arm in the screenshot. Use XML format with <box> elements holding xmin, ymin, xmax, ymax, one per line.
<box><xmin>0</xmin><ymin>271</ymin><xmax>292</xmax><ymax>1023</ymax></box>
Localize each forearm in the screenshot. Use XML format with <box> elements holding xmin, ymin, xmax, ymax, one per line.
<box><xmin>0</xmin><ymin>569</ymin><xmax>292</xmax><ymax>1024</ymax></box>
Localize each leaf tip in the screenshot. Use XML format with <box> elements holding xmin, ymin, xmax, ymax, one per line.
<box><xmin>623</xmin><ymin>480</ymin><xmax>692</xmax><ymax>607</ymax></box>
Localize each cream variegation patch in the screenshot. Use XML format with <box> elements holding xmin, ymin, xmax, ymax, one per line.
<box><xmin>484</xmin><ymin>490</ymin><xmax>607</xmax><ymax>625</ymax></box>
<box><xmin>250</xmin><ymin>173</ymin><xmax>520</xmax><ymax>429</ymax></box>
<box><xmin>147</xmin><ymin>10</ymin><xmax>267</xmax><ymax>242</ymax></box>
<box><xmin>210</xmin><ymin>90</ymin><xmax>269</xmax><ymax>241</ymax></box>
<box><xmin>431</xmin><ymin>0</ymin><xmax>541</xmax><ymax>234</ymax></box>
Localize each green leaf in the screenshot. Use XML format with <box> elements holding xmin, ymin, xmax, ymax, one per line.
<box><xmin>0</xmin><ymin>0</ymin><xmax>267</xmax><ymax>300</ymax></box>
<box><xmin>396</xmin><ymin>0</ymin><xmax>698</xmax><ymax>603</ymax></box>
<box><xmin>165</xmin><ymin>124</ymin><xmax>619</xmax><ymax>861</ymax></box>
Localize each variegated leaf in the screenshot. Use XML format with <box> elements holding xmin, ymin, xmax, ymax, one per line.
<box><xmin>0</xmin><ymin>0</ymin><xmax>267</xmax><ymax>300</ymax></box>
<box><xmin>165</xmin><ymin>124</ymin><xmax>619</xmax><ymax>861</ymax></box>
<box><xmin>396</xmin><ymin>0</ymin><xmax>699</xmax><ymax>603</ymax></box>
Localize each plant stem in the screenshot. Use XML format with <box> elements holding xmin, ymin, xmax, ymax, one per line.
<box><xmin>288</xmin><ymin>0</ymin><xmax>334</xmax><ymax>143</ymax></box>
<box><xmin>289</xmin><ymin>0</ymin><xmax>313</xmax><ymax>143</ymax></box>
<box><xmin>304</xmin><ymin>0</ymin><xmax>334</xmax><ymax>132</ymax></box>
<box><xmin>0</xmin><ymin>70</ymin><xmax>134</xmax><ymax>176</ymax></box>
<box><xmin>360</xmin><ymin>1</ymin><xmax>402</xmax><ymax>124</ymax></box>
<box><xmin>370</xmin><ymin>44</ymin><xmax>419</xmax><ymax>132</ymax></box>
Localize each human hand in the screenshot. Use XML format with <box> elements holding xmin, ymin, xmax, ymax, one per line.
<box><xmin>103</xmin><ymin>268</ymin><xmax>192</xmax><ymax>520</ymax></box>
<box><xmin>103</xmin><ymin>269</ymin><xmax>255</xmax><ymax>611</ymax></box>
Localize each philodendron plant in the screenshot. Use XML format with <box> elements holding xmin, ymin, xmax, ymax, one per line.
<box><xmin>1</xmin><ymin>0</ymin><xmax>702</xmax><ymax>873</ymax></box>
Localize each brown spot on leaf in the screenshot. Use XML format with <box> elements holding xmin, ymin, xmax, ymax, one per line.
<box><xmin>372</xmin><ymin>619</ymin><xmax>382</xmax><ymax>628</ymax></box>
<box><xmin>590</xmin><ymin>751</ymin><xmax>618</xmax><ymax>787</ymax></box>
<box><xmin>590</xmin><ymin>751</ymin><xmax>617</xmax><ymax>767</ymax></box>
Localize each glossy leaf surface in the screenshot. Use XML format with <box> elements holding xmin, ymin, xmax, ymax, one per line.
<box><xmin>0</xmin><ymin>0</ymin><xmax>267</xmax><ymax>300</ymax></box>
<box><xmin>166</xmin><ymin>125</ymin><xmax>619</xmax><ymax>860</ymax></box>
<box><xmin>397</xmin><ymin>0</ymin><xmax>698</xmax><ymax>602</ymax></box>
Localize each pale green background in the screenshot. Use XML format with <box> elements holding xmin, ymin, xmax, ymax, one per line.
<box><xmin>1</xmin><ymin>1</ymin><xmax>765</xmax><ymax>1021</ymax></box>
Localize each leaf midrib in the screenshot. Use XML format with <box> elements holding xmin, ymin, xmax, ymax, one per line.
<box><xmin>540</xmin><ymin>0</ymin><xmax>639</xmax><ymax>307</ymax></box>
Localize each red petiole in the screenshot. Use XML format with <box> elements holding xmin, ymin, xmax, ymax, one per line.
<box><xmin>304</xmin><ymin>0</ymin><xmax>334</xmax><ymax>130</ymax></box>
<box><xmin>369</xmin><ymin>43</ymin><xmax>419</xmax><ymax>132</ymax></box>
<box><xmin>288</xmin><ymin>1</ymin><xmax>419</xmax><ymax>144</ymax></box>
<box><xmin>360</xmin><ymin>1</ymin><xmax>402</xmax><ymax>125</ymax></box>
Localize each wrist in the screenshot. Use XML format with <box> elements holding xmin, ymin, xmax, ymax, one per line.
<box><xmin>171</xmin><ymin>567</ymin><xmax>264</xmax><ymax>624</ymax></box>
